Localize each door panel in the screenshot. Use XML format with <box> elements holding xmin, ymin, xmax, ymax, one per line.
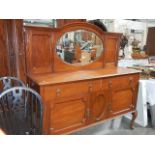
<box><xmin>90</xmin><ymin>91</ymin><xmax>109</xmax><ymax>122</ymax></box>
<box><xmin>25</xmin><ymin>29</ymin><xmax>53</xmax><ymax>74</ymax></box>
<box><xmin>108</xmin><ymin>75</ymin><xmax>138</xmax><ymax>115</ymax></box>
<box><xmin>49</xmin><ymin>96</ymin><xmax>88</xmax><ymax>134</ymax></box>
<box><xmin>111</xmin><ymin>89</ymin><xmax>133</xmax><ymax>114</ymax></box>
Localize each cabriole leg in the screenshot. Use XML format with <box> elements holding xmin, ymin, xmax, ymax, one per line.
<box><xmin>130</xmin><ymin>111</ymin><xmax>138</xmax><ymax>129</ymax></box>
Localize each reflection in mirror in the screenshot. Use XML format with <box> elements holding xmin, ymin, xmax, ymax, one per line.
<box><xmin>56</xmin><ymin>30</ymin><xmax>103</xmax><ymax>66</ymax></box>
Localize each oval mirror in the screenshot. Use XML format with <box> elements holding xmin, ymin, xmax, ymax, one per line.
<box><xmin>56</xmin><ymin>29</ymin><xmax>104</xmax><ymax>66</ymax></box>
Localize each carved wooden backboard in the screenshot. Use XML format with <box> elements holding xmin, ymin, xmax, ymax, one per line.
<box><xmin>24</xmin><ymin>22</ymin><xmax>121</xmax><ymax>75</ymax></box>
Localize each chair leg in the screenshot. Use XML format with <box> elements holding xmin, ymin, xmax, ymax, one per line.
<box><xmin>130</xmin><ymin>111</ymin><xmax>138</xmax><ymax>129</ymax></box>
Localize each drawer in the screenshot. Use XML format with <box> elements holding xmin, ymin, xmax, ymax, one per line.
<box><xmin>91</xmin><ymin>79</ymin><xmax>109</xmax><ymax>92</ymax></box>
<box><xmin>42</xmin><ymin>81</ymin><xmax>90</xmax><ymax>101</ymax></box>
<box><xmin>107</xmin><ymin>74</ymin><xmax>139</xmax><ymax>90</ymax></box>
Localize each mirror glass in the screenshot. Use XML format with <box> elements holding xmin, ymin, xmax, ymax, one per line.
<box><xmin>56</xmin><ymin>29</ymin><xmax>103</xmax><ymax>66</ymax></box>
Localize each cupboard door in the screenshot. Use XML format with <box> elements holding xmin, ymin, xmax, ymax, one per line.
<box><xmin>108</xmin><ymin>75</ymin><xmax>138</xmax><ymax>115</ymax></box>
<box><xmin>90</xmin><ymin>91</ymin><xmax>109</xmax><ymax>122</ymax></box>
<box><xmin>110</xmin><ymin>89</ymin><xmax>134</xmax><ymax>114</ymax></box>
<box><xmin>49</xmin><ymin>95</ymin><xmax>89</xmax><ymax>134</ymax></box>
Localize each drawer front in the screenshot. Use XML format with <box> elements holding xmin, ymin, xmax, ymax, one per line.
<box><xmin>42</xmin><ymin>81</ymin><xmax>91</xmax><ymax>101</ymax></box>
<box><xmin>90</xmin><ymin>79</ymin><xmax>109</xmax><ymax>92</ymax></box>
<box><xmin>107</xmin><ymin>74</ymin><xmax>139</xmax><ymax>90</ymax></box>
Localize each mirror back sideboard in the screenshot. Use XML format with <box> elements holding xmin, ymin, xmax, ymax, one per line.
<box><xmin>24</xmin><ymin>22</ymin><xmax>140</xmax><ymax>134</ymax></box>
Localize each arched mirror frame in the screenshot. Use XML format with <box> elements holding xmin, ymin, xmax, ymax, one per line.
<box><xmin>53</xmin><ymin>22</ymin><xmax>105</xmax><ymax>72</ymax></box>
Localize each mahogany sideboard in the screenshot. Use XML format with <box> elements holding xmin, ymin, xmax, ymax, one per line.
<box><xmin>24</xmin><ymin>22</ymin><xmax>140</xmax><ymax>134</ymax></box>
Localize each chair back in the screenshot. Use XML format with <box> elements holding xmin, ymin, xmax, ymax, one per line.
<box><xmin>0</xmin><ymin>77</ymin><xmax>25</xmax><ymax>94</ymax></box>
<box><xmin>0</xmin><ymin>87</ymin><xmax>42</xmax><ymax>135</ymax></box>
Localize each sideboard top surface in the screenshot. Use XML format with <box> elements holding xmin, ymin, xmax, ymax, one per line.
<box><xmin>27</xmin><ymin>67</ymin><xmax>141</xmax><ymax>86</ymax></box>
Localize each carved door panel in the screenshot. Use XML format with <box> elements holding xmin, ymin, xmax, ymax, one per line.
<box><xmin>90</xmin><ymin>91</ymin><xmax>109</xmax><ymax>122</ymax></box>
<box><xmin>49</xmin><ymin>95</ymin><xmax>89</xmax><ymax>134</ymax></box>
<box><xmin>108</xmin><ymin>76</ymin><xmax>138</xmax><ymax>116</ymax></box>
<box><xmin>25</xmin><ymin>28</ymin><xmax>53</xmax><ymax>74</ymax></box>
<box><xmin>110</xmin><ymin>89</ymin><xmax>134</xmax><ymax>115</ymax></box>
<box><xmin>104</xmin><ymin>34</ymin><xmax>121</xmax><ymax>66</ymax></box>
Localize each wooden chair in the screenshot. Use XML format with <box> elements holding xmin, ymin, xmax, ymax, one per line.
<box><xmin>0</xmin><ymin>77</ymin><xmax>25</xmax><ymax>94</ymax></box>
<box><xmin>0</xmin><ymin>87</ymin><xmax>43</xmax><ymax>135</ymax></box>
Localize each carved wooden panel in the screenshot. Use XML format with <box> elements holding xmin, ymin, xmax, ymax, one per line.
<box><xmin>49</xmin><ymin>96</ymin><xmax>88</xmax><ymax>134</ymax></box>
<box><xmin>111</xmin><ymin>89</ymin><xmax>133</xmax><ymax>114</ymax></box>
<box><xmin>90</xmin><ymin>91</ymin><xmax>109</xmax><ymax>121</ymax></box>
<box><xmin>104</xmin><ymin>33</ymin><xmax>121</xmax><ymax>66</ymax></box>
<box><xmin>25</xmin><ymin>29</ymin><xmax>53</xmax><ymax>74</ymax></box>
<box><xmin>108</xmin><ymin>75</ymin><xmax>139</xmax><ymax>115</ymax></box>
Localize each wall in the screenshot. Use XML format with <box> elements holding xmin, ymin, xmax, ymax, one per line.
<box><xmin>101</xmin><ymin>19</ymin><xmax>155</xmax><ymax>47</ymax></box>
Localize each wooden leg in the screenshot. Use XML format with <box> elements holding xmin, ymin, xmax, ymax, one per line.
<box><xmin>130</xmin><ymin>111</ymin><xmax>138</xmax><ymax>129</ymax></box>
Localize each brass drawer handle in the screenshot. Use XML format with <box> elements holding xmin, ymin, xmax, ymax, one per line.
<box><xmin>56</xmin><ymin>88</ymin><xmax>61</xmax><ymax>96</ymax></box>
